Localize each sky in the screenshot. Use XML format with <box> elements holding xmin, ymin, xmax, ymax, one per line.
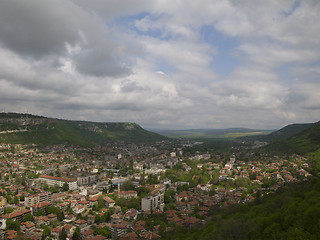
<box><xmin>0</xmin><ymin>0</ymin><xmax>319</xmax><ymax>130</ymax></box>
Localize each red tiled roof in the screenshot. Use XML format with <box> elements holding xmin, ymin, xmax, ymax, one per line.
<box><xmin>136</xmin><ymin>220</ymin><xmax>146</xmax><ymax>226</ymax></box>
<box><xmin>83</xmin><ymin>229</ymin><xmax>94</xmax><ymax>236</ymax></box>
<box><xmin>140</xmin><ymin>231</ymin><xmax>160</xmax><ymax>239</ymax></box>
<box><xmin>39</xmin><ymin>175</ymin><xmax>76</xmax><ymax>182</ymax></box>
<box><xmin>21</xmin><ymin>221</ymin><xmax>35</xmax><ymax>228</ymax></box>
<box><xmin>1</xmin><ymin>209</ymin><xmax>31</xmax><ymax>219</ymax></box>
<box><xmin>31</xmin><ymin>201</ymin><xmax>51</xmax><ymax>208</ymax></box>
<box><xmin>120</xmin><ymin>232</ymin><xmax>138</xmax><ymax>240</ymax></box>
<box><xmin>90</xmin><ymin>235</ymin><xmax>107</xmax><ymax>240</ymax></box>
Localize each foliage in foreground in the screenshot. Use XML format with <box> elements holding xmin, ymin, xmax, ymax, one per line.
<box><xmin>162</xmin><ymin>176</ymin><xmax>320</xmax><ymax>240</ymax></box>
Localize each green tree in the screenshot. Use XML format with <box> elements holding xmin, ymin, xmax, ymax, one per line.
<box><xmin>122</xmin><ymin>180</ymin><xmax>135</xmax><ymax>191</ymax></box>
<box><xmin>4</xmin><ymin>207</ymin><xmax>13</xmax><ymax>214</ymax></box>
<box><xmin>36</xmin><ymin>209</ymin><xmax>46</xmax><ymax>216</ymax></box>
<box><xmin>6</xmin><ymin>219</ymin><xmax>20</xmax><ymax>231</ymax></box>
<box><xmin>23</xmin><ymin>213</ymin><xmax>34</xmax><ymax>222</ymax></box>
<box><xmin>58</xmin><ymin>228</ymin><xmax>68</xmax><ymax>240</ymax></box>
<box><xmin>72</xmin><ymin>226</ymin><xmax>81</xmax><ymax>240</ymax></box>
<box><xmin>62</xmin><ymin>182</ymin><xmax>69</xmax><ymax>192</ymax></box>
<box><xmin>41</xmin><ymin>225</ymin><xmax>51</xmax><ymax>239</ymax></box>
<box><xmin>98</xmin><ymin>196</ymin><xmax>105</xmax><ymax>210</ymax></box>
<box><xmin>94</xmin><ymin>226</ymin><xmax>110</xmax><ymax>237</ymax></box>
<box><xmin>13</xmin><ymin>196</ymin><xmax>19</xmax><ymax>204</ymax></box>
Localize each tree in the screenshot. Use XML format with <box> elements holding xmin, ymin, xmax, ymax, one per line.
<box><xmin>122</xmin><ymin>180</ymin><xmax>135</xmax><ymax>191</ymax></box>
<box><xmin>98</xmin><ymin>196</ymin><xmax>105</xmax><ymax>210</ymax></box>
<box><xmin>20</xmin><ymin>194</ymin><xmax>25</xmax><ymax>202</ymax></box>
<box><xmin>72</xmin><ymin>227</ymin><xmax>81</xmax><ymax>240</ymax></box>
<box><xmin>13</xmin><ymin>196</ymin><xmax>19</xmax><ymax>204</ymax></box>
<box><xmin>6</xmin><ymin>219</ymin><xmax>20</xmax><ymax>231</ymax></box>
<box><xmin>58</xmin><ymin>228</ymin><xmax>68</xmax><ymax>240</ymax></box>
<box><xmin>4</xmin><ymin>208</ymin><xmax>13</xmax><ymax>214</ymax></box>
<box><xmin>23</xmin><ymin>213</ymin><xmax>34</xmax><ymax>222</ymax></box>
<box><xmin>36</xmin><ymin>209</ymin><xmax>46</xmax><ymax>216</ymax></box>
<box><xmin>42</xmin><ymin>225</ymin><xmax>51</xmax><ymax>240</ymax></box>
<box><xmin>94</xmin><ymin>226</ymin><xmax>110</xmax><ymax>237</ymax></box>
<box><xmin>62</xmin><ymin>182</ymin><xmax>69</xmax><ymax>192</ymax></box>
<box><xmin>164</xmin><ymin>189</ymin><xmax>176</xmax><ymax>204</ymax></box>
<box><xmin>57</xmin><ymin>210</ymin><xmax>65</xmax><ymax>221</ymax></box>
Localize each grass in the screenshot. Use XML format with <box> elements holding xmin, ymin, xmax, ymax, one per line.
<box><xmin>167</xmin><ymin>131</ymin><xmax>271</xmax><ymax>140</ymax></box>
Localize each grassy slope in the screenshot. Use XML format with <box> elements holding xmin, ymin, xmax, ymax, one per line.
<box><xmin>155</xmin><ymin>128</ymin><xmax>271</xmax><ymax>139</ymax></box>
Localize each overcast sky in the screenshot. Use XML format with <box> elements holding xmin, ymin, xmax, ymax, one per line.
<box><xmin>0</xmin><ymin>0</ymin><xmax>319</xmax><ymax>130</ymax></box>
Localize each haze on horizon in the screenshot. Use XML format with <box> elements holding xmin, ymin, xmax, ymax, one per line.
<box><xmin>0</xmin><ymin>0</ymin><xmax>319</xmax><ymax>130</ymax></box>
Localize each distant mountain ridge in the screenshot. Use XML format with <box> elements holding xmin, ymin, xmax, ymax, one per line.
<box><xmin>0</xmin><ymin>112</ymin><xmax>166</xmax><ymax>146</ymax></box>
<box><xmin>154</xmin><ymin>128</ymin><xmax>272</xmax><ymax>139</ymax></box>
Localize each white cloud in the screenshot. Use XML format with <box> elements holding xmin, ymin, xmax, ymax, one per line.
<box><xmin>0</xmin><ymin>0</ymin><xmax>319</xmax><ymax>129</ymax></box>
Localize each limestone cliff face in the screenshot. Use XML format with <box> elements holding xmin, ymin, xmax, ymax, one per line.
<box><xmin>0</xmin><ymin>117</ymin><xmax>51</xmax><ymax>126</ymax></box>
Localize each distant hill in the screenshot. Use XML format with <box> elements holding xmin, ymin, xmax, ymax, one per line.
<box><xmin>265</xmin><ymin>121</ymin><xmax>320</xmax><ymax>155</ymax></box>
<box><xmin>153</xmin><ymin>128</ymin><xmax>271</xmax><ymax>139</ymax></box>
<box><xmin>241</xmin><ymin>123</ymin><xmax>312</xmax><ymax>143</ymax></box>
<box><xmin>0</xmin><ymin>113</ymin><xmax>166</xmax><ymax>146</ymax></box>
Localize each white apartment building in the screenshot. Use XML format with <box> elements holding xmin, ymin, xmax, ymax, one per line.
<box><xmin>141</xmin><ymin>188</ymin><xmax>165</xmax><ymax>212</ymax></box>
<box><xmin>39</xmin><ymin>175</ymin><xmax>78</xmax><ymax>190</ymax></box>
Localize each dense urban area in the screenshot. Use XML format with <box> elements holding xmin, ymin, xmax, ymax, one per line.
<box><xmin>0</xmin><ymin>138</ymin><xmax>313</xmax><ymax>240</ymax></box>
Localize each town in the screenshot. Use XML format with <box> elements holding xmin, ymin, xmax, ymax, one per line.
<box><xmin>0</xmin><ymin>141</ymin><xmax>312</xmax><ymax>240</ymax></box>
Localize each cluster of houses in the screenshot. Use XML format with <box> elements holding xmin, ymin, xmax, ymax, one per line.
<box><xmin>0</xmin><ymin>142</ymin><xmax>313</xmax><ymax>239</ymax></box>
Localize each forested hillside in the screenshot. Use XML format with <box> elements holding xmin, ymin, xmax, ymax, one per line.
<box><xmin>0</xmin><ymin>113</ymin><xmax>166</xmax><ymax>146</ymax></box>
<box><xmin>163</xmin><ymin>177</ymin><xmax>320</xmax><ymax>240</ymax></box>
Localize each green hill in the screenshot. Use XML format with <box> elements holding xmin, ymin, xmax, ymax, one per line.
<box><xmin>266</xmin><ymin>123</ymin><xmax>313</xmax><ymax>142</ymax></box>
<box><xmin>0</xmin><ymin>113</ymin><xmax>166</xmax><ymax>146</ymax></box>
<box><xmin>266</xmin><ymin>121</ymin><xmax>320</xmax><ymax>155</ymax></box>
<box><xmin>239</xmin><ymin>123</ymin><xmax>312</xmax><ymax>143</ymax></box>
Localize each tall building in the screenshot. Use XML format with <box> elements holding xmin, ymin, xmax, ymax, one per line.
<box><xmin>141</xmin><ymin>185</ymin><xmax>165</xmax><ymax>212</ymax></box>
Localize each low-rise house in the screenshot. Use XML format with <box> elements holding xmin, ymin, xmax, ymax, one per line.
<box><xmin>20</xmin><ymin>221</ymin><xmax>36</xmax><ymax>233</ymax></box>
<box><xmin>183</xmin><ymin>216</ymin><xmax>201</xmax><ymax>228</ymax></box>
<box><xmin>187</xmin><ymin>200</ymin><xmax>199</xmax><ymax>210</ymax></box>
<box><xmin>82</xmin><ymin>229</ymin><xmax>94</xmax><ymax>239</ymax></box>
<box><xmin>111</xmin><ymin>213</ymin><xmax>123</xmax><ymax>224</ymax></box>
<box><xmin>0</xmin><ymin>209</ymin><xmax>31</xmax><ymax>229</ymax></box>
<box><xmin>74</xmin><ymin>219</ymin><xmax>87</xmax><ymax>228</ymax></box>
<box><xmin>111</xmin><ymin>223</ymin><xmax>127</xmax><ymax>238</ymax></box>
<box><xmin>30</xmin><ymin>201</ymin><xmax>51</xmax><ymax>215</ymax></box>
<box><xmin>34</xmin><ymin>216</ymin><xmax>49</xmax><ymax>226</ymax></box>
<box><xmin>120</xmin><ymin>231</ymin><xmax>138</xmax><ymax>240</ymax></box>
<box><xmin>63</xmin><ymin>224</ymin><xmax>75</xmax><ymax>235</ymax></box>
<box><xmin>74</xmin><ymin>205</ymin><xmax>86</xmax><ymax>214</ymax></box>
<box><xmin>140</xmin><ymin>231</ymin><xmax>161</xmax><ymax>239</ymax></box>
<box><xmin>124</xmin><ymin>209</ymin><xmax>138</xmax><ymax>221</ymax></box>
<box><xmin>176</xmin><ymin>192</ymin><xmax>189</xmax><ymax>202</ymax></box>
<box><xmin>103</xmin><ymin>196</ymin><xmax>115</xmax><ymax>207</ymax></box>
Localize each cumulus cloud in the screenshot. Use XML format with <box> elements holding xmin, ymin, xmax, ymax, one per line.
<box><xmin>0</xmin><ymin>0</ymin><xmax>319</xmax><ymax>129</ymax></box>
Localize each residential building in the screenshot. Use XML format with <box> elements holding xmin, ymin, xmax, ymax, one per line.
<box><xmin>39</xmin><ymin>175</ymin><xmax>78</xmax><ymax>190</ymax></box>
<box><xmin>24</xmin><ymin>192</ymin><xmax>52</xmax><ymax>207</ymax></box>
<box><xmin>141</xmin><ymin>189</ymin><xmax>165</xmax><ymax>212</ymax></box>
<box><xmin>77</xmin><ymin>175</ymin><xmax>97</xmax><ymax>186</ymax></box>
